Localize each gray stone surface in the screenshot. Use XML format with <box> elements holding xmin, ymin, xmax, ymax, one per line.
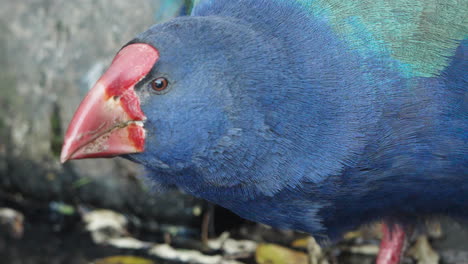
<box><xmin>0</xmin><ymin>0</ymin><xmax>202</xmax><ymax>224</ymax></box>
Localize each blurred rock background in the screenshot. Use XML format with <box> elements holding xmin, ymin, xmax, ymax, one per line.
<box><xmin>0</xmin><ymin>1</ymin><xmax>467</xmax><ymax>264</ymax></box>
<box><xmin>0</xmin><ymin>0</ymin><xmax>204</xmax><ymax>223</ymax></box>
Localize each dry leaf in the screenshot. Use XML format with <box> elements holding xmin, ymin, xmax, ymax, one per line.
<box><xmin>407</xmin><ymin>236</ymin><xmax>439</xmax><ymax>264</ymax></box>
<box><xmin>93</xmin><ymin>256</ymin><xmax>155</xmax><ymax>264</ymax></box>
<box><xmin>256</xmin><ymin>243</ymin><xmax>308</xmax><ymax>264</ymax></box>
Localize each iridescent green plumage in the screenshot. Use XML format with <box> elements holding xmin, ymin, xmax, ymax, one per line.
<box><xmin>299</xmin><ymin>0</ymin><xmax>467</xmax><ymax>77</ymax></box>
<box><xmin>190</xmin><ymin>0</ymin><xmax>467</xmax><ymax>77</ymax></box>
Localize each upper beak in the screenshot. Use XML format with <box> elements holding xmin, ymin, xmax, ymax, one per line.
<box><xmin>60</xmin><ymin>43</ymin><xmax>159</xmax><ymax>163</ymax></box>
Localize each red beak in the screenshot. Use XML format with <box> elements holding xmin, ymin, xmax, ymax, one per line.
<box><xmin>60</xmin><ymin>43</ymin><xmax>159</xmax><ymax>163</ymax></box>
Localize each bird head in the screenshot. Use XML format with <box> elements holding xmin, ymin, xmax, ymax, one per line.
<box><xmin>61</xmin><ymin>17</ymin><xmax>275</xmax><ymax>176</ymax></box>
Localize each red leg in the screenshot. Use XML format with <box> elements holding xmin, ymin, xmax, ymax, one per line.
<box><xmin>376</xmin><ymin>222</ymin><xmax>406</xmax><ymax>264</ymax></box>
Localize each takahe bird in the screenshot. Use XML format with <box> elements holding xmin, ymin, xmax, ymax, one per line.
<box><xmin>61</xmin><ymin>0</ymin><xmax>467</xmax><ymax>263</ymax></box>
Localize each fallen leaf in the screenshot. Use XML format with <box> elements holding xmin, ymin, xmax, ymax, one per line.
<box><xmin>207</xmin><ymin>232</ymin><xmax>257</xmax><ymax>256</ymax></box>
<box><xmin>150</xmin><ymin>244</ymin><xmax>244</xmax><ymax>264</ymax></box>
<box><xmin>341</xmin><ymin>244</ymin><xmax>380</xmax><ymax>255</ymax></box>
<box><xmin>256</xmin><ymin>243</ymin><xmax>308</xmax><ymax>264</ymax></box>
<box><xmin>83</xmin><ymin>209</ymin><xmax>128</xmax><ymax>244</ymax></box>
<box><xmin>344</xmin><ymin>223</ymin><xmax>382</xmax><ymax>240</ymax></box>
<box><xmin>93</xmin><ymin>256</ymin><xmax>155</xmax><ymax>264</ymax></box>
<box><xmin>0</xmin><ymin>208</ymin><xmax>24</xmax><ymax>239</ymax></box>
<box><xmin>291</xmin><ymin>237</ymin><xmax>309</xmax><ymax>249</ymax></box>
<box><xmin>108</xmin><ymin>237</ymin><xmax>152</xmax><ymax>249</ymax></box>
<box><xmin>407</xmin><ymin>236</ymin><xmax>439</xmax><ymax>264</ymax></box>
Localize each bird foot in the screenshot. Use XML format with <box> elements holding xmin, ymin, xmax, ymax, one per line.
<box><xmin>376</xmin><ymin>222</ymin><xmax>406</xmax><ymax>264</ymax></box>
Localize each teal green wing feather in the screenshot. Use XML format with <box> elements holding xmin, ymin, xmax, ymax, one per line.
<box><xmin>154</xmin><ymin>0</ymin><xmax>199</xmax><ymax>21</ymax></box>
<box><xmin>158</xmin><ymin>0</ymin><xmax>467</xmax><ymax>77</ymax></box>
<box><xmin>187</xmin><ymin>0</ymin><xmax>204</xmax><ymax>13</ymax></box>
<box><xmin>296</xmin><ymin>0</ymin><xmax>468</xmax><ymax>77</ymax></box>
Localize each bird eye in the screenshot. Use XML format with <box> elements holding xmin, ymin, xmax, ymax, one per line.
<box><xmin>150</xmin><ymin>77</ymin><xmax>169</xmax><ymax>92</ymax></box>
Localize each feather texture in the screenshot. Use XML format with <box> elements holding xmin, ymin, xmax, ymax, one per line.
<box><xmin>121</xmin><ymin>0</ymin><xmax>468</xmax><ymax>240</ymax></box>
<box><xmin>193</xmin><ymin>0</ymin><xmax>468</xmax><ymax>77</ymax></box>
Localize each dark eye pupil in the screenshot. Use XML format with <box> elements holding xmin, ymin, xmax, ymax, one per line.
<box><xmin>151</xmin><ymin>77</ymin><xmax>168</xmax><ymax>91</ymax></box>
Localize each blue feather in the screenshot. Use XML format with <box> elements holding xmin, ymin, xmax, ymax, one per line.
<box><xmin>123</xmin><ymin>0</ymin><xmax>467</xmax><ymax>240</ymax></box>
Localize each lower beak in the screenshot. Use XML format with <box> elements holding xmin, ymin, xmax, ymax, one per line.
<box><xmin>60</xmin><ymin>43</ymin><xmax>159</xmax><ymax>163</ymax></box>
